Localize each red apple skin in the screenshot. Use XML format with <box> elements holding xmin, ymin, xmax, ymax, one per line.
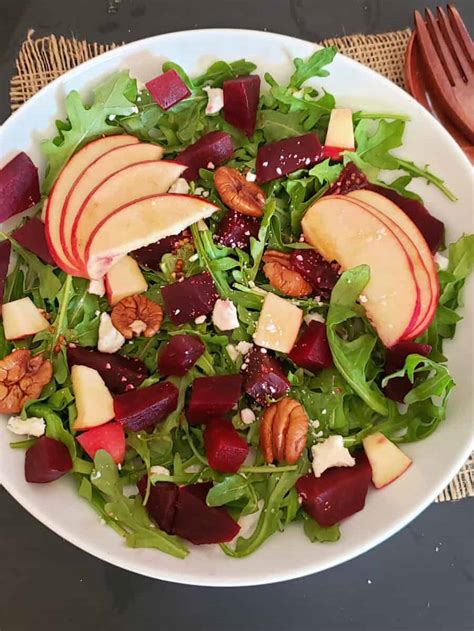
<box><xmin>114</xmin><ymin>381</ymin><xmax>179</xmax><ymax>431</ymax></box>
<box><xmin>176</xmin><ymin>131</ymin><xmax>234</xmax><ymax>181</ymax></box>
<box><xmin>76</xmin><ymin>422</ymin><xmax>126</xmax><ymax>465</ymax></box>
<box><xmin>223</xmin><ymin>75</ymin><xmax>261</xmax><ymax>137</ymax></box>
<box><xmin>0</xmin><ymin>152</ymin><xmax>40</xmax><ymax>222</ymax></box>
<box><xmin>383</xmin><ymin>341</ymin><xmax>432</xmax><ymax>402</ymax></box>
<box><xmin>25</xmin><ymin>436</ymin><xmax>73</xmax><ymax>483</ymax></box>
<box><xmin>146</xmin><ymin>69</ymin><xmax>191</xmax><ymax>111</ymax></box>
<box><xmin>203</xmin><ymin>418</ymin><xmax>249</xmax><ymax>473</ymax></box>
<box><xmin>214</xmin><ymin>209</ymin><xmax>260</xmax><ymax>250</ymax></box>
<box><xmin>138</xmin><ymin>476</ymin><xmax>178</xmax><ymax>534</ymax></box>
<box><xmin>241</xmin><ymin>348</ymin><xmax>290</xmax><ymax>406</ymax></box>
<box><xmin>296</xmin><ymin>451</ymin><xmax>372</xmax><ymax>527</ymax></box>
<box><xmin>288</xmin><ymin>321</ymin><xmax>333</xmax><ymax>372</ymax></box>
<box><xmin>187</xmin><ymin>374</ymin><xmax>242</xmax><ymax>424</ymax></box>
<box><xmin>161</xmin><ymin>272</ymin><xmax>218</xmax><ymax>325</ymax></box>
<box><xmin>158</xmin><ymin>334</ymin><xmax>205</xmax><ymax>376</ymax></box>
<box><xmin>0</xmin><ymin>240</ymin><xmax>11</xmax><ymax>306</ymax></box>
<box><xmin>256</xmin><ymin>133</ymin><xmax>324</xmax><ymax>183</ymax></box>
<box><xmin>11</xmin><ymin>217</ymin><xmax>56</xmax><ymax>266</ymax></box>
<box><xmin>322</xmin><ymin>145</ymin><xmax>354</xmax><ymax>161</ymax></box>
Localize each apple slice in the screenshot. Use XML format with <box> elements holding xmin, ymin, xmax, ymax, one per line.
<box><xmin>302</xmin><ymin>196</ymin><xmax>420</xmax><ymax>347</ymax></box>
<box><xmin>323</xmin><ymin>108</ymin><xmax>355</xmax><ymax>160</ymax></box>
<box><xmin>347</xmin><ymin>189</ymin><xmax>439</xmax><ymax>338</ymax></box>
<box><xmin>71</xmin><ymin>364</ymin><xmax>115</xmax><ymax>430</ymax></box>
<box><xmin>2</xmin><ymin>297</ymin><xmax>50</xmax><ymax>340</ymax></box>
<box><xmin>45</xmin><ymin>135</ymin><xmax>139</xmax><ymax>275</ymax></box>
<box><xmin>105</xmin><ymin>255</ymin><xmax>148</xmax><ymax>306</ymax></box>
<box><xmin>362</xmin><ymin>431</ymin><xmax>412</xmax><ymax>488</ymax></box>
<box><xmin>71</xmin><ymin>160</ymin><xmax>186</xmax><ymax>270</ymax></box>
<box><xmin>85</xmin><ymin>194</ymin><xmax>219</xmax><ymax>279</ymax></box>
<box><xmin>253</xmin><ymin>293</ymin><xmax>303</xmax><ymax>353</ymax></box>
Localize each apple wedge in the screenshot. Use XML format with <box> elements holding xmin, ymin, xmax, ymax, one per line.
<box><xmin>347</xmin><ymin>189</ymin><xmax>439</xmax><ymax>338</ymax></box>
<box><xmin>323</xmin><ymin>108</ymin><xmax>355</xmax><ymax>160</ymax></box>
<box><xmin>45</xmin><ymin>135</ymin><xmax>139</xmax><ymax>275</ymax></box>
<box><xmin>302</xmin><ymin>196</ymin><xmax>420</xmax><ymax>347</ymax></box>
<box><xmin>2</xmin><ymin>297</ymin><xmax>50</xmax><ymax>340</ymax></box>
<box><xmin>363</xmin><ymin>431</ymin><xmax>412</xmax><ymax>488</ymax></box>
<box><xmin>85</xmin><ymin>194</ymin><xmax>219</xmax><ymax>279</ymax></box>
<box><xmin>71</xmin><ymin>365</ymin><xmax>115</xmax><ymax>430</ymax></box>
<box><xmin>105</xmin><ymin>255</ymin><xmax>148</xmax><ymax>306</ymax></box>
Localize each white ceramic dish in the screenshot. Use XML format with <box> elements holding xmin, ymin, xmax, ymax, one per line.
<box><xmin>0</xmin><ymin>29</ymin><xmax>472</xmax><ymax>587</ymax></box>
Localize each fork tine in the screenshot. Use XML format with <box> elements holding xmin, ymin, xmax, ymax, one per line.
<box><xmin>447</xmin><ymin>4</ymin><xmax>474</xmax><ymax>67</ymax></box>
<box><xmin>414</xmin><ymin>10</ymin><xmax>451</xmax><ymax>90</ymax></box>
<box><xmin>419</xmin><ymin>9</ymin><xmax>456</xmax><ymax>85</ymax></box>
<box><xmin>436</xmin><ymin>6</ymin><xmax>471</xmax><ymax>81</ymax></box>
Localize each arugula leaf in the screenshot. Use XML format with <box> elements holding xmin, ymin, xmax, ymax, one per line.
<box><xmin>377</xmin><ymin>175</ymin><xmax>423</xmax><ymax>202</ymax></box>
<box><xmin>302</xmin><ymin>513</ymin><xmax>341</xmax><ymax>543</ymax></box>
<box><xmin>309</xmin><ymin>159</ymin><xmax>343</xmax><ymax>186</ymax></box>
<box><xmin>289</xmin><ymin>47</ymin><xmax>337</xmax><ymax>88</ymax></box>
<box><xmin>257</xmin><ymin>110</ymin><xmax>305</xmax><ymax>142</ymax></box>
<box><xmin>28</xmin><ymin>403</ymin><xmax>76</xmax><ymax>459</ymax></box>
<box><xmin>206</xmin><ymin>474</ymin><xmax>258</xmax><ymax>515</ymax></box>
<box><xmin>194</xmin><ymin>59</ymin><xmax>257</xmax><ymax>87</ymax></box>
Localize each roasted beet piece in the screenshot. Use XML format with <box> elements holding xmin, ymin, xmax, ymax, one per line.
<box><xmin>0</xmin><ymin>152</ymin><xmax>40</xmax><ymax>222</ymax></box>
<box><xmin>256</xmin><ymin>133</ymin><xmax>323</xmax><ymax>183</ymax></box>
<box><xmin>188</xmin><ymin>374</ymin><xmax>242</xmax><ymax>424</ymax></box>
<box><xmin>289</xmin><ymin>249</ymin><xmax>339</xmax><ymax>298</ymax></box>
<box><xmin>146</xmin><ymin>69</ymin><xmax>191</xmax><ymax>110</ymax></box>
<box><xmin>0</xmin><ymin>240</ymin><xmax>11</xmax><ymax>305</ymax></box>
<box><xmin>383</xmin><ymin>341</ymin><xmax>432</xmax><ymax>403</ymax></box>
<box><xmin>289</xmin><ymin>321</ymin><xmax>333</xmax><ymax>372</ymax></box>
<box><xmin>158</xmin><ymin>334</ymin><xmax>205</xmax><ymax>376</ymax></box>
<box><xmin>25</xmin><ymin>436</ymin><xmax>72</xmax><ymax>483</ymax></box>
<box><xmin>326</xmin><ymin>161</ymin><xmax>369</xmax><ymax>195</ymax></box>
<box><xmin>241</xmin><ymin>347</ymin><xmax>290</xmax><ymax>406</ymax></box>
<box><xmin>223</xmin><ymin>75</ymin><xmax>261</xmax><ymax>137</ymax></box>
<box><xmin>11</xmin><ymin>217</ymin><xmax>55</xmax><ymax>266</ymax></box>
<box><xmin>296</xmin><ymin>451</ymin><xmax>372</xmax><ymax>526</ymax></box>
<box><xmin>76</xmin><ymin>422</ymin><xmax>126</xmax><ymax>465</ymax></box>
<box><xmin>177</xmin><ymin>131</ymin><xmax>234</xmax><ymax>181</ymax></box>
<box><xmin>138</xmin><ymin>476</ymin><xmax>178</xmax><ymax>534</ymax></box>
<box><xmin>214</xmin><ymin>209</ymin><xmax>260</xmax><ymax>249</ymax></box>
<box><xmin>66</xmin><ymin>346</ymin><xmax>148</xmax><ymax>395</ymax></box>
<box><xmin>132</xmin><ymin>234</ymin><xmax>187</xmax><ymax>270</ymax></box>
<box><xmin>161</xmin><ymin>272</ymin><xmax>218</xmax><ymax>325</ymax></box>
<box><xmin>204</xmin><ymin>418</ymin><xmax>249</xmax><ymax>473</ymax></box>
<box><xmin>114</xmin><ymin>381</ymin><xmax>179</xmax><ymax>431</ymax></box>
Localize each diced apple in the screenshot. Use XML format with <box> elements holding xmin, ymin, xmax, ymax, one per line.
<box><xmin>25</xmin><ymin>436</ymin><xmax>72</xmax><ymax>483</ymax></box>
<box><xmin>241</xmin><ymin>347</ymin><xmax>290</xmax><ymax>406</ymax></box>
<box><xmin>256</xmin><ymin>133</ymin><xmax>323</xmax><ymax>183</ymax></box>
<box><xmin>302</xmin><ymin>196</ymin><xmax>420</xmax><ymax>347</ymax></box>
<box><xmin>114</xmin><ymin>381</ymin><xmax>179</xmax><ymax>431</ymax></box>
<box><xmin>161</xmin><ymin>271</ymin><xmax>218</xmax><ymax>325</ymax></box>
<box><xmin>176</xmin><ymin>131</ymin><xmax>234</xmax><ymax>181</ymax></box>
<box><xmin>71</xmin><ymin>365</ymin><xmax>115</xmax><ymax>430</ymax></box>
<box><xmin>105</xmin><ymin>255</ymin><xmax>148</xmax><ymax>306</ymax></box>
<box><xmin>362</xmin><ymin>432</ymin><xmax>412</xmax><ymax>488</ymax></box>
<box><xmin>146</xmin><ymin>69</ymin><xmax>191</xmax><ymax>110</ymax></box>
<box><xmin>0</xmin><ymin>152</ymin><xmax>40</xmax><ymax>222</ymax></box>
<box><xmin>84</xmin><ymin>195</ymin><xmax>219</xmax><ymax>279</ymax></box>
<box><xmin>76</xmin><ymin>422</ymin><xmax>125</xmax><ymax>465</ymax></box>
<box><xmin>253</xmin><ymin>293</ymin><xmax>303</xmax><ymax>353</ymax></box>
<box><xmin>11</xmin><ymin>217</ymin><xmax>55</xmax><ymax>266</ymax></box>
<box><xmin>187</xmin><ymin>374</ymin><xmax>242</xmax><ymax>424</ymax></box>
<box><xmin>223</xmin><ymin>75</ymin><xmax>261</xmax><ymax>137</ymax></box>
<box><xmin>323</xmin><ymin>108</ymin><xmax>355</xmax><ymax>160</ymax></box>
<box><xmin>0</xmin><ymin>240</ymin><xmax>11</xmax><ymax>306</ymax></box>
<box><xmin>2</xmin><ymin>297</ymin><xmax>49</xmax><ymax>340</ymax></box>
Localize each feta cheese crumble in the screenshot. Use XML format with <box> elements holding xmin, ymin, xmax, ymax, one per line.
<box><xmin>98</xmin><ymin>313</ymin><xmax>125</xmax><ymax>354</ymax></box>
<box><xmin>435</xmin><ymin>252</ymin><xmax>449</xmax><ymax>271</ymax></box>
<box><xmin>168</xmin><ymin>177</ymin><xmax>190</xmax><ymax>195</ymax></box>
<box><xmin>149</xmin><ymin>465</ymin><xmax>170</xmax><ymax>477</ymax></box>
<box><xmin>194</xmin><ymin>315</ymin><xmax>206</xmax><ymax>324</ymax></box>
<box><xmin>7</xmin><ymin>416</ymin><xmax>45</xmax><ymax>437</ymax></box>
<box><xmin>212</xmin><ymin>299</ymin><xmax>239</xmax><ymax>331</ymax></box>
<box><xmin>226</xmin><ymin>344</ymin><xmax>240</xmax><ymax>362</ymax></box>
<box><xmin>88</xmin><ymin>278</ymin><xmax>106</xmax><ymax>297</ymax></box>
<box><xmin>245</xmin><ymin>171</ymin><xmax>257</xmax><ymax>182</ymax></box>
<box><xmin>311</xmin><ymin>435</ymin><xmax>355</xmax><ymax>478</ymax></box>
<box><xmin>235</xmin><ymin>341</ymin><xmax>253</xmax><ymax>355</ymax></box>
<box><xmin>304</xmin><ymin>312</ymin><xmax>325</xmax><ymax>325</ymax></box>
<box><xmin>203</xmin><ymin>86</ymin><xmax>224</xmax><ymax>115</ymax></box>
<box><xmin>240</xmin><ymin>408</ymin><xmax>256</xmax><ymax>425</ymax></box>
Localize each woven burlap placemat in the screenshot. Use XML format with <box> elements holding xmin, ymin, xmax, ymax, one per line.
<box><xmin>8</xmin><ymin>30</ymin><xmax>473</xmax><ymax>502</ymax></box>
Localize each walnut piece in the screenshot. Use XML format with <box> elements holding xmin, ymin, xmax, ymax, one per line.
<box><xmin>260</xmin><ymin>397</ymin><xmax>309</xmax><ymax>465</ymax></box>
<box><xmin>215</xmin><ymin>166</ymin><xmax>265</xmax><ymax>217</ymax></box>
<box><xmin>262</xmin><ymin>250</ymin><xmax>313</xmax><ymax>297</ymax></box>
<box><xmin>0</xmin><ymin>349</ymin><xmax>53</xmax><ymax>414</ymax></box>
<box><xmin>111</xmin><ymin>294</ymin><xmax>163</xmax><ymax>339</ymax></box>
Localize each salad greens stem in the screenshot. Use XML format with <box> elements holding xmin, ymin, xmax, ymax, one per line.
<box><xmin>240</xmin><ymin>464</ymin><xmax>298</xmax><ymax>474</ymax></box>
<box><xmin>49</xmin><ymin>274</ymin><xmax>74</xmax><ymax>359</ymax></box>
<box><xmin>396</xmin><ymin>158</ymin><xmax>457</xmax><ymax>201</ymax></box>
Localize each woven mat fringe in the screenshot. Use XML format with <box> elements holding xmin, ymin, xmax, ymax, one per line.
<box><xmin>8</xmin><ymin>29</ymin><xmax>474</xmax><ymax>502</ymax></box>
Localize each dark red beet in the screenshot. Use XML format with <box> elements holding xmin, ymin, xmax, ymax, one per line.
<box><xmin>146</xmin><ymin>69</ymin><xmax>191</xmax><ymax>110</ymax></box>
<box><xmin>242</xmin><ymin>347</ymin><xmax>290</xmax><ymax>406</ymax></box>
<box><xmin>132</xmin><ymin>234</ymin><xmax>187</xmax><ymax>270</ymax></box>
<box><xmin>326</xmin><ymin>161</ymin><xmax>369</xmax><ymax>195</ymax></box>
<box><xmin>158</xmin><ymin>334</ymin><xmax>205</xmax><ymax>376</ymax></box>
<box><xmin>0</xmin><ymin>152</ymin><xmax>40</xmax><ymax>222</ymax></box>
<box><xmin>214</xmin><ymin>209</ymin><xmax>260</xmax><ymax>249</ymax></box>
<box><xmin>296</xmin><ymin>451</ymin><xmax>372</xmax><ymax>526</ymax></box>
<box><xmin>161</xmin><ymin>272</ymin><xmax>218</xmax><ymax>325</ymax></box>
<box><xmin>114</xmin><ymin>381</ymin><xmax>179</xmax><ymax>431</ymax></box>
<box><xmin>383</xmin><ymin>341</ymin><xmax>432</xmax><ymax>402</ymax></box>
<box><xmin>289</xmin><ymin>249</ymin><xmax>340</xmax><ymax>298</ymax></box>
<box><xmin>67</xmin><ymin>346</ymin><xmax>148</xmax><ymax>395</ymax></box>
<box><xmin>172</xmin><ymin>482</ymin><xmax>240</xmax><ymax>544</ymax></box>
<box><xmin>188</xmin><ymin>374</ymin><xmax>242</xmax><ymax>424</ymax></box>
<box><xmin>223</xmin><ymin>75</ymin><xmax>261</xmax><ymax>137</ymax></box>
<box><xmin>177</xmin><ymin>131</ymin><xmax>234</xmax><ymax>181</ymax></box>
<box><xmin>256</xmin><ymin>133</ymin><xmax>323</xmax><ymax>183</ymax></box>
<box><xmin>25</xmin><ymin>436</ymin><xmax>72</xmax><ymax>483</ymax></box>
<box><xmin>138</xmin><ymin>476</ymin><xmax>178</xmax><ymax>534</ymax></box>
<box><xmin>11</xmin><ymin>217</ymin><xmax>55</xmax><ymax>266</ymax></box>
<box><xmin>204</xmin><ymin>418</ymin><xmax>249</xmax><ymax>473</ymax></box>
<box><xmin>0</xmin><ymin>240</ymin><xmax>11</xmax><ymax>305</ymax></box>
<box><xmin>76</xmin><ymin>422</ymin><xmax>126</xmax><ymax>465</ymax></box>
<box><xmin>289</xmin><ymin>321</ymin><xmax>333</xmax><ymax>372</ymax></box>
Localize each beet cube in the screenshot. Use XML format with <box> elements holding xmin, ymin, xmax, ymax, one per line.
<box><xmin>383</xmin><ymin>341</ymin><xmax>432</xmax><ymax>402</ymax></box>
<box><xmin>256</xmin><ymin>133</ymin><xmax>323</xmax><ymax>183</ymax></box>
<box><xmin>177</xmin><ymin>131</ymin><xmax>234</xmax><ymax>181</ymax></box>
<box><xmin>158</xmin><ymin>334</ymin><xmax>205</xmax><ymax>376</ymax></box>
<box><xmin>188</xmin><ymin>374</ymin><xmax>242</xmax><ymax>424</ymax></box>
<box><xmin>289</xmin><ymin>321</ymin><xmax>333</xmax><ymax>372</ymax></box>
<box><xmin>290</xmin><ymin>249</ymin><xmax>340</xmax><ymax>298</ymax></box>
<box><xmin>76</xmin><ymin>422</ymin><xmax>126</xmax><ymax>465</ymax></box>
<box><xmin>114</xmin><ymin>381</ymin><xmax>179</xmax><ymax>431</ymax></box>
<box><xmin>67</xmin><ymin>345</ymin><xmax>148</xmax><ymax>394</ymax></box>
<box><xmin>132</xmin><ymin>234</ymin><xmax>187</xmax><ymax>270</ymax></box>
<box><xmin>25</xmin><ymin>436</ymin><xmax>73</xmax><ymax>483</ymax></box>
<box><xmin>242</xmin><ymin>347</ymin><xmax>290</xmax><ymax>406</ymax></box>
<box><xmin>11</xmin><ymin>217</ymin><xmax>55</xmax><ymax>266</ymax></box>
<box><xmin>146</xmin><ymin>69</ymin><xmax>191</xmax><ymax>111</ymax></box>
<box><xmin>0</xmin><ymin>152</ymin><xmax>40</xmax><ymax>222</ymax></box>
<box><xmin>296</xmin><ymin>450</ymin><xmax>372</xmax><ymax>526</ymax></box>
<box><xmin>161</xmin><ymin>272</ymin><xmax>218</xmax><ymax>325</ymax></box>
<box><xmin>214</xmin><ymin>209</ymin><xmax>260</xmax><ymax>249</ymax></box>
<box><xmin>0</xmin><ymin>240</ymin><xmax>11</xmax><ymax>305</ymax></box>
<box><xmin>326</xmin><ymin>161</ymin><xmax>369</xmax><ymax>195</ymax></box>
<box><xmin>223</xmin><ymin>75</ymin><xmax>261</xmax><ymax>137</ymax></box>
<box><xmin>204</xmin><ymin>418</ymin><xmax>249</xmax><ymax>473</ymax></box>
<box><xmin>138</xmin><ymin>476</ymin><xmax>178</xmax><ymax>534</ymax></box>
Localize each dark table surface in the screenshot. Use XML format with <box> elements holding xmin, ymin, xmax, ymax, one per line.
<box><xmin>1</xmin><ymin>2</ymin><xmax>473</xmax><ymax>630</ymax></box>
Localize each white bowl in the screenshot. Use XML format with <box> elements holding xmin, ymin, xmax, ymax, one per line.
<box><xmin>0</xmin><ymin>29</ymin><xmax>472</xmax><ymax>587</ymax></box>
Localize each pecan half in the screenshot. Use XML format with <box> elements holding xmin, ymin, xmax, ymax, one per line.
<box><xmin>262</xmin><ymin>250</ymin><xmax>313</xmax><ymax>297</ymax></box>
<box><xmin>0</xmin><ymin>349</ymin><xmax>53</xmax><ymax>414</ymax></box>
<box><xmin>260</xmin><ymin>397</ymin><xmax>309</xmax><ymax>465</ymax></box>
<box><xmin>215</xmin><ymin>166</ymin><xmax>265</xmax><ymax>217</ymax></box>
<box><xmin>111</xmin><ymin>294</ymin><xmax>163</xmax><ymax>339</ymax></box>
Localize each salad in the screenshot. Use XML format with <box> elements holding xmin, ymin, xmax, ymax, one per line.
<box><xmin>0</xmin><ymin>47</ymin><xmax>472</xmax><ymax>560</ymax></box>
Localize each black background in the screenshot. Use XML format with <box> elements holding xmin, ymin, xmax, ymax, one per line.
<box><xmin>1</xmin><ymin>2</ymin><xmax>473</xmax><ymax>630</ymax></box>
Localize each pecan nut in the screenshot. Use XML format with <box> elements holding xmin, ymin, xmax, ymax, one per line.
<box><xmin>260</xmin><ymin>397</ymin><xmax>309</xmax><ymax>465</ymax></box>
<box><xmin>0</xmin><ymin>349</ymin><xmax>53</xmax><ymax>414</ymax></box>
<box><xmin>111</xmin><ymin>294</ymin><xmax>163</xmax><ymax>339</ymax></box>
<box><xmin>262</xmin><ymin>250</ymin><xmax>313</xmax><ymax>297</ymax></box>
<box><xmin>215</xmin><ymin>166</ymin><xmax>265</xmax><ymax>217</ymax></box>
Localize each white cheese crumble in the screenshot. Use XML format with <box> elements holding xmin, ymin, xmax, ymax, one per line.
<box><xmin>168</xmin><ymin>177</ymin><xmax>190</xmax><ymax>195</ymax></box>
<box><xmin>194</xmin><ymin>186</ymin><xmax>205</xmax><ymax>196</ymax></box>
<box><xmin>203</xmin><ymin>86</ymin><xmax>224</xmax><ymax>115</ymax></box>
<box><xmin>240</xmin><ymin>408</ymin><xmax>256</xmax><ymax>425</ymax></box>
<box><xmin>226</xmin><ymin>344</ymin><xmax>240</xmax><ymax>362</ymax></box>
<box><xmin>188</xmin><ymin>253</ymin><xmax>199</xmax><ymax>262</ymax></box>
<box><xmin>235</xmin><ymin>341</ymin><xmax>253</xmax><ymax>355</ymax></box>
<box><xmin>304</xmin><ymin>312</ymin><xmax>325</xmax><ymax>325</ymax></box>
<box><xmin>311</xmin><ymin>435</ymin><xmax>355</xmax><ymax>478</ymax></box>
<box><xmin>7</xmin><ymin>416</ymin><xmax>45</xmax><ymax>437</ymax></box>
<box><xmin>88</xmin><ymin>278</ymin><xmax>106</xmax><ymax>297</ymax></box>
<box><xmin>245</xmin><ymin>171</ymin><xmax>257</xmax><ymax>182</ymax></box>
<box><xmin>212</xmin><ymin>299</ymin><xmax>239</xmax><ymax>331</ymax></box>
<box><xmin>194</xmin><ymin>315</ymin><xmax>206</xmax><ymax>324</ymax></box>
<box><xmin>149</xmin><ymin>465</ymin><xmax>170</xmax><ymax>477</ymax></box>
<box><xmin>98</xmin><ymin>313</ymin><xmax>125</xmax><ymax>354</ymax></box>
<box><xmin>434</xmin><ymin>252</ymin><xmax>449</xmax><ymax>271</ymax></box>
